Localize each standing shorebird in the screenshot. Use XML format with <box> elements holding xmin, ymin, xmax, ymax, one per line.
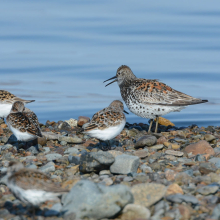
<box><xmin>0</xmin><ymin>90</ymin><xmax>34</xmax><ymax>118</ymax></box>
<box><xmin>5</xmin><ymin>161</ymin><xmax>69</xmax><ymax>217</ymax></box>
<box><xmin>104</xmin><ymin>65</ymin><xmax>208</xmax><ymax>133</ymax></box>
<box><xmin>6</xmin><ymin>101</ymin><xmax>42</xmax><ymax>144</ymax></box>
<box><xmin>83</xmin><ymin>100</ymin><xmax>128</xmax><ymax>150</ymax></box>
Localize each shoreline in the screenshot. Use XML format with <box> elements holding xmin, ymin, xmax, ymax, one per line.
<box><xmin>0</xmin><ymin>116</ymin><xmax>220</xmax><ymax>219</ymax></box>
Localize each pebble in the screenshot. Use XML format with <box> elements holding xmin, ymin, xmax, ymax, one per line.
<box><xmin>131</xmin><ymin>183</ymin><xmax>167</xmax><ymax>207</ymax></box>
<box><xmin>134</xmin><ymin>149</ymin><xmax>149</xmax><ymax>158</ymax></box>
<box><xmin>39</xmin><ymin>162</ymin><xmax>55</xmax><ymax>173</ymax></box>
<box><xmin>45</xmin><ymin>153</ymin><xmax>62</xmax><ymax>161</ymax></box>
<box><xmin>166</xmin><ymin>183</ymin><xmax>183</xmax><ymax>196</ymax></box>
<box><xmin>58</xmin><ymin>136</ymin><xmax>82</xmax><ymax>144</ymax></box>
<box><xmin>64</xmin><ymin>147</ymin><xmax>79</xmax><ymax>154</ymax></box>
<box><xmin>165</xmin><ymin>150</ymin><xmax>184</xmax><ymax>157</ymax></box>
<box><xmin>148</xmin><ymin>144</ymin><xmax>164</xmax><ymax>150</ymax></box>
<box><xmin>79</xmin><ymin>151</ymin><xmax>115</xmax><ymax>173</ymax></box>
<box><xmin>110</xmin><ymin>154</ymin><xmax>140</xmax><ymax>174</ymax></box>
<box><xmin>121</xmin><ymin>204</ymin><xmax>151</xmax><ymax>220</ymax></box>
<box><xmin>61</xmin><ymin>180</ymin><xmax>133</xmax><ymax>219</ymax></box>
<box><xmin>196</xmin><ymin>185</ymin><xmax>219</xmax><ymax>195</ymax></box>
<box><xmin>209</xmin><ymin>157</ymin><xmax>220</xmax><ymax>168</ymax></box>
<box><xmin>204</xmin><ymin>134</ymin><xmax>216</xmax><ymax>142</ymax></box>
<box><xmin>134</xmin><ymin>135</ymin><xmax>157</xmax><ymax>148</ymax></box>
<box><xmin>1</xmin><ymin>119</ymin><xmax>220</xmax><ymax>220</ymax></box>
<box><xmin>184</xmin><ymin>140</ymin><xmax>215</xmax><ymax>156</ymax></box>
<box><xmin>166</xmin><ymin>193</ymin><xmax>199</xmax><ymax>205</ymax></box>
<box><xmin>77</xmin><ymin>116</ymin><xmax>90</xmax><ymax>127</ymax></box>
<box><xmin>65</xmin><ymin>118</ymin><xmax>78</xmax><ymax>127</ymax></box>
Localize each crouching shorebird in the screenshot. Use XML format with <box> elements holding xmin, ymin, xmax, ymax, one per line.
<box><xmin>0</xmin><ymin>90</ymin><xmax>34</xmax><ymax>118</ymax></box>
<box><xmin>104</xmin><ymin>65</ymin><xmax>208</xmax><ymax>133</ymax></box>
<box><xmin>6</xmin><ymin>101</ymin><xmax>42</xmax><ymax>145</ymax></box>
<box><xmin>5</xmin><ymin>161</ymin><xmax>69</xmax><ymax>217</ymax></box>
<box><xmin>83</xmin><ymin>100</ymin><xmax>128</xmax><ymax>150</ymax></box>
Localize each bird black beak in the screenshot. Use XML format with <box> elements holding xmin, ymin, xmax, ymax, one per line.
<box><xmin>123</xmin><ymin>110</ymin><xmax>129</xmax><ymax>114</ymax></box>
<box><xmin>103</xmin><ymin>76</ymin><xmax>117</xmax><ymax>87</ymax></box>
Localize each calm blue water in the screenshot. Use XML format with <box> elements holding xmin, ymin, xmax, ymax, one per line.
<box><xmin>1</xmin><ymin>0</ymin><xmax>220</xmax><ymax>127</ymax></box>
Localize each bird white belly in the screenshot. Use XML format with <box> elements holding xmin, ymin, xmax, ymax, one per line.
<box><xmin>7</xmin><ymin>123</ymin><xmax>36</xmax><ymax>141</ymax></box>
<box><xmin>85</xmin><ymin>120</ymin><xmax>126</xmax><ymax>141</ymax></box>
<box><xmin>0</xmin><ymin>103</ymin><xmax>13</xmax><ymax>118</ymax></box>
<box><xmin>8</xmin><ymin>183</ymin><xmax>59</xmax><ymax>206</ymax></box>
<box><xmin>127</xmin><ymin>102</ymin><xmax>185</xmax><ymax>119</ymax></box>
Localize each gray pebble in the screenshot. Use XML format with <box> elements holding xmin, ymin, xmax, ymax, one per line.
<box><xmin>45</xmin><ymin>153</ymin><xmax>62</xmax><ymax>161</ymax></box>
<box><xmin>39</xmin><ymin>162</ymin><xmax>55</xmax><ymax>173</ymax></box>
<box><xmin>110</xmin><ymin>154</ymin><xmax>140</xmax><ymax>174</ymax></box>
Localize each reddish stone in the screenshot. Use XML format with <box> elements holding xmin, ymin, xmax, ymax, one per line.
<box><xmin>157</xmin><ymin>136</ymin><xmax>167</xmax><ymax>144</ymax></box>
<box><xmin>166</xmin><ymin>183</ymin><xmax>183</xmax><ymax>196</ymax></box>
<box><xmin>178</xmin><ymin>205</ymin><xmax>191</xmax><ymax>220</ymax></box>
<box><xmin>83</xmin><ymin>140</ymin><xmax>97</xmax><ymax>147</ymax></box>
<box><xmin>134</xmin><ymin>150</ymin><xmax>149</xmax><ymax>158</ymax></box>
<box><xmin>77</xmin><ymin>116</ymin><xmax>90</xmax><ymax>127</ymax></box>
<box><xmin>184</xmin><ymin>140</ymin><xmax>215</xmax><ymax>156</ymax></box>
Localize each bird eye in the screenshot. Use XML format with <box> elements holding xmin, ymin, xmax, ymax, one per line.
<box><xmin>118</xmin><ymin>72</ymin><xmax>121</xmax><ymax>75</ymax></box>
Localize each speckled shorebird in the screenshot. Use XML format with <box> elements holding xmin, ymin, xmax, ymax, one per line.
<box><xmin>83</xmin><ymin>100</ymin><xmax>128</xmax><ymax>150</ymax></box>
<box><xmin>5</xmin><ymin>161</ymin><xmax>69</xmax><ymax>217</ymax></box>
<box><xmin>104</xmin><ymin>65</ymin><xmax>208</xmax><ymax>133</ymax></box>
<box><xmin>6</xmin><ymin>101</ymin><xmax>42</xmax><ymax>143</ymax></box>
<box><xmin>0</xmin><ymin>90</ymin><xmax>35</xmax><ymax>118</ymax></box>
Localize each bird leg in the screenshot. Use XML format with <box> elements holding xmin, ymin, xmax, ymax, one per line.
<box><xmin>155</xmin><ymin>116</ymin><xmax>159</xmax><ymax>133</ymax></box>
<box><xmin>148</xmin><ymin>119</ymin><xmax>153</xmax><ymax>133</ymax></box>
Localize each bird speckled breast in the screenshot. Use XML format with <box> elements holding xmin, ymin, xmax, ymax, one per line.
<box><xmin>120</xmin><ymin>79</ymin><xmax>184</xmax><ymax>119</ymax></box>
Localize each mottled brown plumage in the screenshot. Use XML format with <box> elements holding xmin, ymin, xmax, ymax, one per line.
<box><xmin>6</xmin><ymin>101</ymin><xmax>42</xmax><ymax>141</ymax></box>
<box><xmin>104</xmin><ymin>65</ymin><xmax>208</xmax><ymax>133</ymax></box>
<box><xmin>83</xmin><ymin>100</ymin><xmax>127</xmax><ymax>144</ymax></box>
<box><xmin>84</xmin><ymin>100</ymin><xmax>125</xmax><ymax>131</ymax></box>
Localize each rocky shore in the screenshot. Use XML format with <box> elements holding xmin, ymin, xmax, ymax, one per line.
<box><xmin>0</xmin><ymin>116</ymin><xmax>220</xmax><ymax>220</ymax></box>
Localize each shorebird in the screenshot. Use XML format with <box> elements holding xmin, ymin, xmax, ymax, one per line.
<box><xmin>83</xmin><ymin>100</ymin><xmax>128</xmax><ymax>150</ymax></box>
<box><xmin>0</xmin><ymin>90</ymin><xmax>34</xmax><ymax>118</ymax></box>
<box><xmin>104</xmin><ymin>65</ymin><xmax>208</xmax><ymax>133</ymax></box>
<box><xmin>6</xmin><ymin>101</ymin><xmax>42</xmax><ymax>144</ymax></box>
<box><xmin>5</xmin><ymin>161</ymin><xmax>69</xmax><ymax>217</ymax></box>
